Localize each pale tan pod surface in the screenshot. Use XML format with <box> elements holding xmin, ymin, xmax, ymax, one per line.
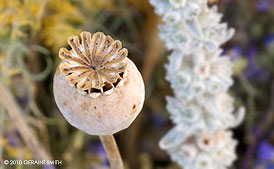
<box><xmin>53</xmin><ymin>57</ymin><xmax>145</xmax><ymax>135</ymax></box>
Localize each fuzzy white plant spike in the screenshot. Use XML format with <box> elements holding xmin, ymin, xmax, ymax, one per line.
<box><xmin>160</xmin><ymin>129</ymin><xmax>238</xmax><ymax>169</ymax></box>
<box><xmin>150</xmin><ymin>0</ymin><xmax>245</xmax><ymax>168</ymax></box>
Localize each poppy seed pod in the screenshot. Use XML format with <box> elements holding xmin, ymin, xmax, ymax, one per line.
<box><xmin>53</xmin><ymin>31</ymin><xmax>145</xmax><ymax>135</ymax></box>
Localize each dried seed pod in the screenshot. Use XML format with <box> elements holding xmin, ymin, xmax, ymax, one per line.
<box><xmin>53</xmin><ymin>31</ymin><xmax>145</xmax><ymax>135</ymax></box>
<box><xmin>59</xmin><ymin>31</ymin><xmax>128</xmax><ymax>98</ymax></box>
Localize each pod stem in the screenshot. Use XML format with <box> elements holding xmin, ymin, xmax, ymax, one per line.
<box><xmin>99</xmin><ymin>135</ymin><xmax>124</xmax><ymax>169</ymax></box>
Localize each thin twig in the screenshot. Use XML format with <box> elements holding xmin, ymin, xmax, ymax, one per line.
<box><xmin>0</xmin><ymin>80</ymin><xmax>52</xmax><ymax>161</ymax></box>
<box><xmin>239</xmin><ymin>78</ymin><xmax>274</xmax><ymax>169</ymax></box>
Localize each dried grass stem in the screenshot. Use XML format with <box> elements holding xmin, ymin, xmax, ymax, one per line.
<box><xmin>0</xmin><ymin>80</ymin><xmax>51</xmax><ymax>161</ymax></box>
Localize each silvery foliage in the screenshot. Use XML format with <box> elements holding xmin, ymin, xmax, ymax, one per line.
<box><xmin>150</xmin><ymin>0</ymin><xmax>245</xmax><ymax>168</ymax></box>
<box><xmin>160</xmin><ymin>127</ymin><xmax>238</xmax><ymax>169</ymax></box>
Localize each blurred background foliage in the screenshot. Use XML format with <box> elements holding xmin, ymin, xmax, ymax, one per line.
<box><xmin>0</xmin><ymin>0</ymin><xmax>274</xmax><ymax>169</ymax></box>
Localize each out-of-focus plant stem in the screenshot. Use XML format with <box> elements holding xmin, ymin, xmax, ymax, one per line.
<box><xmin>29</xmin><ymin>101</ymin><xmax>59</xmax><ymax>125</ymax></box>
<box><xmin>0</xmin><ymin>79</ymin><xmax>52</xmax><ymax>161</ymax></box>
<box><xmin>0</xmin><ymin>106</ymin><xmax>5</xmax><ymax>163</ymax></box>
<box><xmin>238</xmin><ymin>73</ymin><xmax>257</xmax><ymax>138</ymax></box>
<box><xmin>239</xmin><ymin>78</ymin><xmax>274</xmax><ymax>169</ymax></box>
<box><xmin>123</xmin><ymin>1</ymin><xmax>163</xmax><ymax>167</ymax></box>
<box><xmin>25</xmin><ymin>115</ymin><xmax>51</xmax><ymax>153</ymax></box>
<box><xmin>26</xmin><ymin>81</ymin><xmax>58</xmax><ymax>125</ymax></box>
<box><xmin>63</xmin><ymin>131</ymin><xmax>85</xmax><ymax>162</ymax></box>
<box><xmin>142</xmin><ymin>16</ymin><xmax>163</xmax><ymax>84</ymax></box>
<box><xmin>139</xmin><ymin>153</ymin><xmax>153</xmax><ymax>169</ymax></box>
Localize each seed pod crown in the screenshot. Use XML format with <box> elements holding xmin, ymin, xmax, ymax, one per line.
<box><xmin>59</xmin><ymin>31</ymin><xmax>128</xmax><ymax>98</ymax></box>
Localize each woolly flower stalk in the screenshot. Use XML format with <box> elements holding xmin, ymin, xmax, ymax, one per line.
<box><xmin>150</xmin><ymin>0</ymin><xmax>245</xmax><ymax>168</ymax></box>
<box><xmin>160</xmin><ymin>128</ymin><xmax>237</xmax><ymax>169</ymax></box>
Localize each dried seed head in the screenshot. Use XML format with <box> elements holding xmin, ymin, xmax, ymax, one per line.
<box><xmin>54</xmin><ymin>58</ymin><xmax>145</xmax><ymax>135</ymax></box>
<box><xmin>54</xmin><ymin>31</ymin><xmax>145</xmax><ymax>135</ymax></box>
<box><xmin>59</xmin><ymin>31</ymin><xmax>128</xmax><ymax>98</ymax></box>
